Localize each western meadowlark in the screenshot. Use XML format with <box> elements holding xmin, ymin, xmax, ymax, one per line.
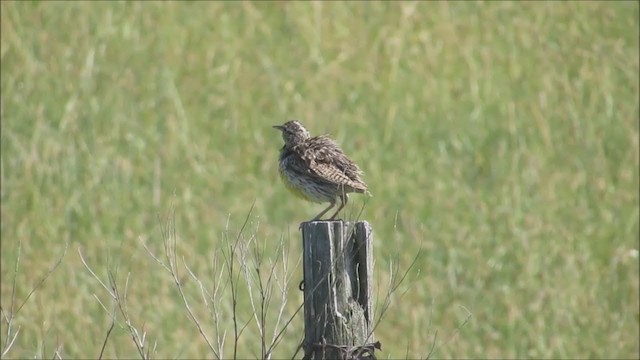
<box><xmin>273</xmin><ymin>120</ymin><xmax>370</xmax><ymax>221</ymax></box>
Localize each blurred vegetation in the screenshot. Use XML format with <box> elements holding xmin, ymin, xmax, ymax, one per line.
<box><xmin>1</xmin><ymin>1</ymin><xmax>638</xmax><ymax>358</ymax></box>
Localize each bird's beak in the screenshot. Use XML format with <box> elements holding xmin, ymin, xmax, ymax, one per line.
<box><xmin>272</xmin><ymin>125</ymin><xmax>284</xmax><ymax>131</ymax></box>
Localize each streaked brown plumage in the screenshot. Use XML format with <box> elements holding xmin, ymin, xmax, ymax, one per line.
<box><xmin>273</xmin><ymin>120</ymin><xmax>370</xmax><ymax>221</ymax></box>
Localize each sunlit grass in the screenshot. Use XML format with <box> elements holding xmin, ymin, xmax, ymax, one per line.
<box><xmin>1</xmin><ymin>1</ymin><xmax>638</xmax><ymax>358</ymax></box>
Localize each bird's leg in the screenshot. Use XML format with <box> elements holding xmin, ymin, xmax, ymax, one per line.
<box><xmin>329</xmin><ymin>194</ymin><xmax>348</xmax><ymax>220</ymax></box>
<box><xmin>311</xmin><ymin>199</ymin><xmax>336</xmax><ymax>221</ymax></box>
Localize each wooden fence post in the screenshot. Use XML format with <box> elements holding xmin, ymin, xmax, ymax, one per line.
<box><xmin>301</xmin><ymin>220</ymin><xmax>380</xmax><ymax>360</ymax></box>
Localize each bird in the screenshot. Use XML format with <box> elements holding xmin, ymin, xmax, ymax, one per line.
<box><xmin>273</xmin><ymin>120</ymin><xmax>370</xmax><ymax>221</ymax></box>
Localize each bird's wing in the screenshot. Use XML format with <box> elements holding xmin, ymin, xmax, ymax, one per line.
<box><xmin>299</xmin><ymin>136</ymin><xmax>368</xmax><ymax>192</ymax></box>
<box><xmin>311</xmin><ymin>162</ymin><xmax>360</xmax><ymax>187</ymax></box>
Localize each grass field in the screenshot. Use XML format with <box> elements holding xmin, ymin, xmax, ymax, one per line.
<box><xmin>1</xmin><ymin>1</ymin><xmax>639</xmax><ymax>359</ymax></box>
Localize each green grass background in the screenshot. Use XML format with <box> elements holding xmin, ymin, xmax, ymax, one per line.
<box><xmin>1</xmin><ymin>1</ymin><xmax>638</xmax><ymax>358</ymax></box>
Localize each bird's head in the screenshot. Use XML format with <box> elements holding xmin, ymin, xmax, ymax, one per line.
<box><xmin>272</xmin><ymin>120</ymin><xmax>310</xmax><ymax>147</ymax></box>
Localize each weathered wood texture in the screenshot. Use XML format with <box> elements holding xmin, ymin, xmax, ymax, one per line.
<box><xmin>301</xmin><ymin>221</ymin><xmax>376</xmax><ymax>360</ymax></box>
